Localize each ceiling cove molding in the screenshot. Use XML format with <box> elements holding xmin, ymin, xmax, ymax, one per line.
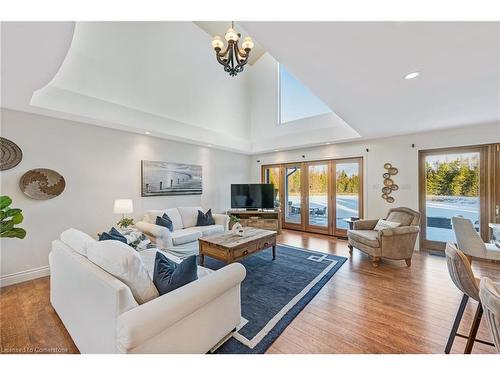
<box><xmin>30</xmin><ymin>85</ymin><xmax>252</xmax><ymax>153</ymax></box>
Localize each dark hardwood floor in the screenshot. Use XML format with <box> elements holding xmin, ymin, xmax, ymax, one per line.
<box><xmin>1</xmin><ymin>229</ymin><xmax>498</xmax><ymax>354</ymax></box>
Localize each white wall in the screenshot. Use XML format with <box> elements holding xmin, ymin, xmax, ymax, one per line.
<box><xmin>250</xmin><ymin>122</ymin><xmax>500</xmax><ymax>225</ymax></box>
<box><xmin>0</xmin><ymin>109</ymin><xmax>251</xmax><ymax>286</ymax></box>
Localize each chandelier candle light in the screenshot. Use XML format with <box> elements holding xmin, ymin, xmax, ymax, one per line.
<box><xmin>211</xmin><ymin>22</ymin><xmax>254</xmax><ymax>77</ymax></box>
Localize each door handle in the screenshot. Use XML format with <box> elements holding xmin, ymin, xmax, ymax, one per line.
<box><xmin>496</xmin><ymin>205</ymin><xmax>500</xmax><ymax>217</ymax></box>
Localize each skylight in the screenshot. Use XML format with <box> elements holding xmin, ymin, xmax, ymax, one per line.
<box><xmin>279</xmin><ymin>64</ymin><xmax>332</xmax><ymax>124</ymax></box>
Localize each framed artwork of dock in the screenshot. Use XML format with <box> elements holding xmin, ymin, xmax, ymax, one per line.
<box><xmin>141</xmin><ymin>160</ymin><xmax>202</xmax><ymax>196</ymax></box>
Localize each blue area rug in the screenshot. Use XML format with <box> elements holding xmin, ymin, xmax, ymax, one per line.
<box><xmin>201</xmin><ymin>244</ymin><xmax>347</xmax><ymax>354</ymax></box>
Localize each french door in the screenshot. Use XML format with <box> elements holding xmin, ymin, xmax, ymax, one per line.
<box><xmin>306</xmin><ymin>162</ymin><xmax>331</xmax><ymax>234</ymax></box>
<box><xmin>283</xmin><ymin>165</ymin><xmax>304</xmax><ymax>230</ymax></box>
<box><xmin>418</xmin><ymin>145</ymin><xmax>491</xmax><ymax>251</ymax></box>
<box><xmin>492</xmin><ymin>144</ymin><xmax>500</xmax><ymax>235</ymax></box>
<box><xmin>333</xmin><ymin>159</ymin><xmax>363</xmax><ymax>237</ymax></box>
<box><xmin>262</xmin><ymin>157</ymin><xmax>363</xmax><ymax>236</ymax></box>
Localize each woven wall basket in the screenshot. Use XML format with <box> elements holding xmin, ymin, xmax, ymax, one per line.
<box><xmin>0</xmin><ymin>137</ymin><xmax>23</xmax><ymax>171</ymax></box>
<box><xmin>19</xmin><ymin>168</ymin><xmax>66</xmax><ymax>200</ymax></box>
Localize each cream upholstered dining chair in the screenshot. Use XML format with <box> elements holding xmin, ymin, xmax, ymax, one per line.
<box><xmin>347</xmin><ymin>207</ymin><xmax>420</xmax><ymax>267</ymax></box>
<box><xmin>452</xmin><ymin>216</ymin><xmax>500</xmax><ymax>262</ymax></box>
<box><xmin>479</xmin><ymin>278</ymin><xmax>500</xmax><ymax>353</ymax></box>
<box><xmin>444</xmin><ymin>242</ymin><xmax>495</xmax><ymax>353</ymax></box>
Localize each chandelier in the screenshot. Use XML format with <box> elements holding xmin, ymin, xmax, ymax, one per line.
<box><xmin>211</xmin><ymin>22</ymin><xmax>254</xmax><ymax>77</ymax></box>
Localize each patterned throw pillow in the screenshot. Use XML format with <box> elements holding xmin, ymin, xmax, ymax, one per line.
<box><xmin>100</xmin><ymin>227</ymin><xmax>153</xmax><ymax>250</ymax></box>
<box><xmin>374</xmin><ymin>219</ymin><xmax>401</xmax><ymax>231</ymax></box>
<box><xmin>196</xmin><ymin>209</ymin><xmax>215</xmax><ymax>226</ymax></box>
<box><xmin>124</xmin><ymin>230</ymin><xmax>154</xmax><ymax>250</ymax></box>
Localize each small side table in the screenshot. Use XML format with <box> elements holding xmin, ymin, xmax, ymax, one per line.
<box><xmin>343</xmin><ymin>217</ymin><xmax>360</xmax><ymax>230</ymax></box>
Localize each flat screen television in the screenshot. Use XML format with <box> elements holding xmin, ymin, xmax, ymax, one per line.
<box><xmin>231</xmin><ymin>184</ymin><xmax>274</xmax><ymax>209</ymax></box>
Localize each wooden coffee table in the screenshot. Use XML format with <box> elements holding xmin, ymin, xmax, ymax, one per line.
<box><xmin>198</xmin><ymin>227</ymin><xmax>277</xmax><ymax>266</ymax></box>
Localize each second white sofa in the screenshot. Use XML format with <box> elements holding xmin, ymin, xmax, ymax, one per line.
<box><xmin>135</xmin><ymin>206</ymin><xmax>229</xmax><ymax>259</ymax></box>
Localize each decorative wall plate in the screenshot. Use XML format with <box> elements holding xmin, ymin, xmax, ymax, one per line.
<box><xmin>19</xmin><ymin>168</ymin><xmax>66</xmax><ymax>200</ymax></box>
<box><xmin>0</xmin><ymin>137</ymin><xmax>23</xmax><ymax>171</ymax></box>
<box><xmin>382</xmin><ymin>162</ymin><xmax>398</xmax><ymax>203</ymax></box>
<box><xmin>383</xmin><ymin>178</ymin><xmax>394</xmax><ymax>186</ymax></box>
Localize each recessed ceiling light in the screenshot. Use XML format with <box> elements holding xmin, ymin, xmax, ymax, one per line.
<box><xmin>207</xmin><ymin>144</ymin><xmax>212</xmax><ymax>147</ymax></box>
<box><xmin>274</xmin><ymin>149</ymin><xmax>279</xmax><ymax>152</ymax></box>
<box><xmin>325</xmin><ymin>142</ymin><xmax>331</xmax><ymax>145</ymax></box>
<box><xmin>403</xmin><ymin>71</ymin><xmax>420</xmax><ymax>80</ymax></box>
<box><xmin>144</xmin><ymin>131</ymin><xmax>151</xmax><ymax>135</ymax></box>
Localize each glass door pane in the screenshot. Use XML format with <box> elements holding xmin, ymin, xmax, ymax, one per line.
<box><xmin>285</xmin><ymin>166</ymin><xmax>302</xmax><ymax>225</ymax></box>
<box><xmin>307</xmin><ymin>164</ymin><xmax>329</xmax><ymax>228</ymax></box>
<box><xmin>264</xmin><ymin>166</ymin><xmax>280</xmax><ymax>208</ymax></box>
<box><xmin>424</xmin><ymin>151</ymin><xmax>480</xmax><ymax>243</ymax></box>
<box><xmin>335</xmin><ymin>162</ymin><xmax>360</xmax><ymax>231</ymax></box>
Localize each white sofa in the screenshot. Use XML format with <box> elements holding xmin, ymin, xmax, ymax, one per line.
<box><xmin>135</xmin><ymin>206</ymin><xmax>229</xmax><ymax>259</ymax></box>
<box><xmin>49</xmin><ymin>229</ymin><xmax>245</xmax><ymax>354</ymax></box>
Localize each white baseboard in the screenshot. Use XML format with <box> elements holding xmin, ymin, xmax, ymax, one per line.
<box><xmin>0</xmin><ymin>266</ymin><xmax>50</xmax><ymax>287</ymax></box>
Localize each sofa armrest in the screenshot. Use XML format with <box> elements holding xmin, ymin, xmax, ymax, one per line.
<box><xmin>134</xmin><ymin>221</ymin><xmax>173</xmax><ymax>249</ymax></box>
<box><xmin>379</xmin><ymin>225</ymin><xmax>420</xmax><ymax>237</ymax></box>
<box><xmin>353</xmin><ymin>219</ymin><xmax>379</xmax><ymax>230</ymax></box>
<box><xmin>116</xmin><ymin>263</ymin><xmax>246</xmax><ymax>352</ymax></box>
<box><xmin>213</xmin><ymin>213</ymin><xmax>230</xmax><ymax>230</ymax></box>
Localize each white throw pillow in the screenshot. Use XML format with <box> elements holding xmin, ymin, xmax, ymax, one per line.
<box><xmin>60</xmin><ymin>228</ymin><xmax>97</xmax><ymax>256</ymax></box>
<box><xmin>87</xmin><ymin>240</ymin><xmax>159</xmax><ymax>304</ymax></box>
<box><xmin>374</xmin><ymin>219</ymin><xmax>401</xmax><ymax>231</ymax></box>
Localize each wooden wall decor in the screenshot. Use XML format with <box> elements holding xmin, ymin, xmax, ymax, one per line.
<box><xmin>19</xmin><ymin>168</ymin><xmax>66</xmax><ymax>200</ymax></box>
<box><xmin>382</xmin><ymin>163</ymin><xmax>398</xmax><ymax>203</ymax></box>
<box><xmin>0</xmin><ymin>137</ymin><xmax>23</xmax><ymax>171</ymax></box>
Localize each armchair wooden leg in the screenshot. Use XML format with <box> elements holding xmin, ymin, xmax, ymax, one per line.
<box><xmin>348</xmin><ymin>244</ymin><xmax>353</xmax><ymax>255</ymax></box>
<box><xmin>464</xmin><ymin>303</ymin><xmax>483</xmax><ymax>354</ymax></box>
<box><xmin>405</xmin><ymin>258</ymin><xmax>412</xmax><ymax>267</ymax></box>
<box><xmin>371</xmin><ymin>256</ymin><xmax>380</xmax><ymax>267</ymax></box>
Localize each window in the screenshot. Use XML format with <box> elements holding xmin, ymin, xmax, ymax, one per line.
<box><xmin>335</xmin><ymin>161</ymin><xmax>361</xmax><ymax>231</ymax></box>
<box><xmin>279</xmin><ymin>64</ymin><xmax>332</xmax><ymax>124</ymax></box>
<box><xmin>263</xmin><ymin>166</ymin><xmax>280</xmax><ymax>207</ymax></box>
<box><xmin>424</xmin><ymin>152</ymin><xmax>480</xmax><ymax>243</ymax></box>
<box><xmin>418</xmin><ymin>145</ymin><xmax>495</xmax><ymax>251</ymax></box>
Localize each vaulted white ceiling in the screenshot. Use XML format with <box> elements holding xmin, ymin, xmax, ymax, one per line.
<box><xmin>2</xmin><ymin>21</ymin><xmax>499</xmax><ymax>154</ymax></box>
<box><xmin>241</xmin><ymin>21</ymin><xmax>500</xmax><ymax>139</ymax></box>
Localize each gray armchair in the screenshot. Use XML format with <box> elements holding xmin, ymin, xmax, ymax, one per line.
<box><xmin>347</xmin><ymin>207</ymin><xmax>421</xmax><ymax>267</ymax></box>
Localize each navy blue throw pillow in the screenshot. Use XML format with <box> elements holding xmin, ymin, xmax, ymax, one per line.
<box><xmin>196</xmin><ymin>209</ymin><xmax>215</xmax><ymax>226</ymax></box>
<box><xmin>153</xmin><ymin>252</ymin><xmax>198</xmax><ymax>295</ymax></box>
<box><xmin>156</xmin><ymin>214</ymin><xmax>173</xmax><ymax>232</ymax></box>
<box><xmin>99</xmin><ymin>227</ymin><xmax>127</xmax><ymax>243</ymax></box>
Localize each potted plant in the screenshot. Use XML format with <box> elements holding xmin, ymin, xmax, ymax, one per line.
<box><xmin>229</xmin><ymin>215</ymin><xmax>240</xmax><ymax>230</ymax></box>
<box><xmin>117</xmin><ymin>217</ymin><xmax>134</xmax><ymax>229</ymax></box>
<box><xmin>1</xmin><ymin>195</ymin><xmax>26</xmax><ymax>239</ymax></box>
